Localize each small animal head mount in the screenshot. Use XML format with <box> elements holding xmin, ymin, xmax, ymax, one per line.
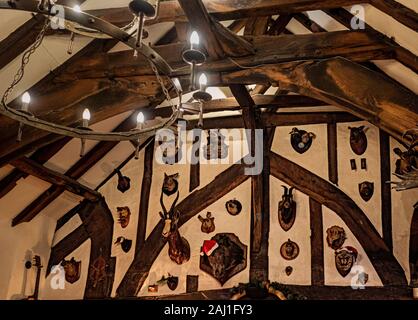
<box><xmin>159</xmin><ymin>190</ymin><xmax>180</xmax><ymax>238</ymax></box>
<box><xmin>198</xmin><ymin>212</ymin><xmax>215</xmax><ymax>234</ymax></box>
<box><xmin>61</xmin><ymin>257</ymin><xmax>81</xmax><ymax>284</ymax></box>
<box><xmin>393</xmin><ymin>147</ymin><xmax>418</xmax><ymax>176</ymax></box>
<box><xmin>162</xmin><ymin>173</ymin><xmax>179</xmax><ymax>196</ymax></box>
<box><xmin>348</xmin><ymin>125</ymin><xmax>368</xmax><ymax>155</ymax></box>
<box><xmin>116</xmin><ymin>169</ymin><xmax>131</xmax><ymax>193</ymax></box>
<box><xmin>359</xmin><ymin>181</ymin><xmax>374</xmax><ymax>202</ymax></box>
<box><xmin>326</xmin><ymin>226</ymin><xmax>346</xmax><ymax>250</ymax></box>
<box><xmin>278</xmin><ymin>186</ymin><xmax>296</xmax><ymax>231</ymax></box>
<box><xmin>114</xmin><ymin>236</ymin><xmax>132</xmax><ymax>253</ymax></box>
<box><xmin>289</xmin><ymin>128</ymin><xmax>316</xmax><ymax>154</ymax></box>
<box><xmin>116</xmin><ymin>206</ymin><xmax>131</xmax><ymax>228</ymax></box>
<box><xmin>225</xmin><ymin>199</ymin><xmax>242</xmax><ymax>216</ymax></box>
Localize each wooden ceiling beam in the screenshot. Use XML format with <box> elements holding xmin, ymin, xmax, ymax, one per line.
<box><xmin>222</xmin><ymin>57</ymin><xmax>418</xmax><ymax>142</ymax></box>
<box><xmin>58</xmin><ymin>30</ymin><xmax>394</xmax><ymax>81</ymax></box>
<box><xmin>325</xmin><ymin>7</ymin><xmax>418</xmax><ymax>74</ymax></box>
<box><xmin>177</xmin><ymin>0</ymin><xmax>254</xmax><ymax>59</ymax></box>
<box><xmin>10</xmin><ymin>157</ymin><xmax>101</xmax><ymax>202</ymax></box>
<box><xmin>0</xmin><ymin>0</ymin><xmax>87</xmax><ymax>70</ymax></box>
<box><xmin>84</xmin><ymin>0</ymin><xmax>366</xmax><ymax>27</ymax></box>
<box><xmin>10</xmin><ymin>111</ymin><xmax>157</xmax><ymax>226</ymax></box>
<box><xmin>369</xmin><ymin>0</ymin><xmax>418</xmax><ymax>31</ymax></box>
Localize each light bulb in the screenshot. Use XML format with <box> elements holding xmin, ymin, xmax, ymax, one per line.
<box><xmin>199</xmin><ymin>73</ymin><xmax>208</xmax><ymax>87</ymax></box>
<box><xmin>172</xmin><ymin>78</ymin><xmax>182</xmax><ymax>92</ymax></box>
<box><xmin>22</xmin><ymin>92</ymin><xmax>31</xmax><ymax>104</ymax></box>
<box><xmin>73</xmin><ymin>5</ymin><xmax>82</xmax><ymax>12</ymax></box>
<box><xmin>82</xmin><ymin>108</ymin><xmax>91</xmax><ymax>121</ymax></box>
<box><xmin>190</xmin><ymin>31</ymin><xmax>199</xmax><ymax>49</ymax></box>
<box><xmin>136</xmin><ymin>112</ymin><xmax>145</xmax><ymax>124</ymax></box>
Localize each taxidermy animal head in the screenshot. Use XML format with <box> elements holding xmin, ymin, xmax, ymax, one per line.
<box><xmin>117</xmin><ymin>206</ymin><xmax>131</xmax><ymax>228</ymax></box>
<box><xmin>207</xmin><ymin>235</ymin><xmax>244</xmax><ymax>281</ymax></box>
<box><xmin>348</xmin><ymin>126</ymin><xmax>368</xmax><ymax>155</ymax></box>
<box><xmin>278</xmin><ymin>186</ymin><xmax>296</xmax><ymax>231</ymax></box>
<box><xmin>198</xmin><ymin>212</ymin><xmax>215</xmax><ymax>234</ymax></box>
<box><xmin>159</xmin><ymin>191</ymin><xmax>190</xmax><ymax>264</ymax></box>
<box><xmin>225</xmin><ymin>199</ymin><xmax>242</xmax><ymax>216</ymax></box>
<box><xmin>116</xmin><ymin>169</ymin><xmax>131</xmax><ymax>193</ymax></box>
<box><xmin>394</xmin><ymin>147</ymin><xmax>418</xmax><ymax>176</ymax></box>
<box><xmin>289</xmin><ymin>128</ymin><xmax>316</xmax><ymax>154</ymax></box>
<box><xmin>162</xmin><ymin>173</ymin><xmax>179</xmax><ymax>196</ymax></box>
<box><xmin>61</xmin><ymin>257</ymin><xmax>81</xmax><ymax>284</ymax></box>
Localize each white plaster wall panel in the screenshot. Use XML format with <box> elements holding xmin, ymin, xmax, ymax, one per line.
<box><xmin>41</xmin><ymin>239</ymin><xmax>91</xmax><ymax>300</ymax></box>
<box><xmin>323</xmin><ymin>206</ymin><xmax>383</xmax><ymax>286</ymax></box>
<box><xmin>45</xmin><ymin>111</ymin><xmax>133</xmax><ymax>174</ymax></box>
<box><xmin>336</xmin><ymin>121</ymin><xmax>382</xmax><ymax>235</ymax></box>
<box><xmin>99</xmin><ymin>148</ymin><xmax>145</xmax><ymax>297</ymax></box>
<box><xmin>372</xmin><ymin>60</ymin><xmax>418</xmax><ymax>94</ymax></box>
<box><xmin>390</xmin><ymin>138</ymin><xmax>418</xmax><ymax>281</ymax></box>
<box><xmin>78</xmin><ymin>141</ymin><xmax>134</xmax><ymax>189</ymax></box>
<box><xmin>349</xmin><ymin>4</ymin><xmax>418</xmax><ymax>55</ymax></box>
<box><xmin>1</xmin><ymin>213</ymin><xmax>57</xmax><ymax>299</ymax></box>
<box><xmin>52</xmin><ymin>213</ymin><xmax>83</xmax><ymax>247</ymax></box>
<box><xmin>138</xmin><ymin>180</ymin><xmax>251</xmax><ymax>297</ymax></box>
<box><xmin>272</xmin><ymin>124</ymin><xmax>329</xmax><ymax>180</ymax></box>
<box><xmin>0</xmin><ymin>175</ymin><xmax>51</xmax><ymax>221</ymax></box>
<box><xmin>269</xmin><ymin>176</ymin><xmax>311</xmax><ymax>285</ymax></box>
<box><xmin>41</xmin><ymin>192</ymin><xmax>82</xmax><ymax>221</ymax></box>
<box><xmin>145</xmin><ymin>145</ymin><xmax>191</xmax><ymax>239</ymax></box>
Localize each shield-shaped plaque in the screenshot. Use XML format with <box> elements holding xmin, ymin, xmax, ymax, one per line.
<box><xmin>116</xmin><ymin>170</ymin><xmax>131</xmax><ymax>193</ymax></box>
<box><xmin>335</xmin><ymin>247</ymin><xmax>358</xmax><ymax>277</ymax></box>
<box><xmin>280</xmin><ymin>239</ymin><xmax>300</xmax><ymax>260</ymax></box>
<box><xmin>285</xmin><ymin>266</ymin><xmax>293</xmax><ymax>276</ymax></box>
<box><xmin>200</xmin><ymin>233</ymin><xmax>247</xmax><ymax>286</ymax></box>
<box><xmin>117</xmin><ymin>206</ymin><xmax>131</xmax><ymax>228</ymax></box>
<box><xmin>278</xmin><ymin>186</ymin><xmax>296</xmax><ymax>231</ymax></box>
<box><xmin>289</xmin><ymin>128</ymin><xmax>316</xmax><ymax>154</ymax></box>
<box><xmin>326</xmin><ymin>226</ymin><xmax>346</xmax><ymax>250</ymax></box>
<box><xmin>359</xmin><ymin>181</ymin><xmax>374</xmax><ymax>202</ymax></box>
<box><xmin>349</xmin><ymin>126</ymin><xmax>368</xmax><ymax>155</ymax></box>
<box><xmin>62</xmin><ymin>257</ymin><xmax>81</xmax><ymax>284</ymax></box>
<box><xmin>167</xmin><ymin>276</ymin><xmax>179</xmax><ymax>291</ymax></box>
<box><xmin>114</xmin><ymin>236</ymin><xmax>132</xmax><ymax>253</ymax></box>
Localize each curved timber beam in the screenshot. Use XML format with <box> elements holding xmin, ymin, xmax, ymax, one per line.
<box><xmin>270</xmin><ymin>151</ymin><xmax>407</xmax><ymax>286</ymax></box>
<box><xmin>222</xmin><ymin>57</ymin><xmax>418</xmax><ymax>143</ymax></box>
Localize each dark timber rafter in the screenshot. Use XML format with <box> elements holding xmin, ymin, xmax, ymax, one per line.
<box><xmin>270</xmin><ymin>151</ymin><xmax>407</xmax><ymax>286</ymax></box>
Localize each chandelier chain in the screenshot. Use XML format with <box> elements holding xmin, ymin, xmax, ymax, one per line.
<box><xmin>149</xmin><ymin>60</ymin><xmax>175</xmax><ymax>109</ymax></box>
<box><xmin>2</xmin><ymin>18</ymin><xmax>50</xmax><ymax>106</ymax></box>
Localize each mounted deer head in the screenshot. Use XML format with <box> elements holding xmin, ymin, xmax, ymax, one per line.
<box><xmin>159</xmin><ymin>190</ymin><xmax>190</xmax><ymax>264</ymax></box>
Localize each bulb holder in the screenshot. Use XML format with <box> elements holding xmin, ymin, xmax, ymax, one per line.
<box><xmin>182</xmin><ymin>49</ymin><xmax>206</xmax><ymax>66</ymax></box>
<box><xmin>129</xmin><ymin>0</ymin><xmax>156</xmax><ymax>17</ymax></box>
<box><xmin>193</xmin><ymin>91</ymin><xmax>212</xmax><ymax>102</ymax></box>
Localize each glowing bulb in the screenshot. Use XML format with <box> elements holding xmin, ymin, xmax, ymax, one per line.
<box><xmin>82</xmin><ymin>108</ymin><xmax>91</xmax><ymax>121</ymax></box>
<box><xmin>73</xmin><ymin>5</ymin><xmax>82</xmax><ymax>12</ymax></box>
<box><xmin>136</xmin><ymin>112</ymin><xmax>145</xmax><ymax>124</ymax></box>
<box><xmin>190</xmin><ymin>31</ymin><xmax>199</xmax><ymax>47</ymax></box>
<box><xmin>199</xmin><ymin>73</ymin><xmax>208</xmax><ymax>87</ymax></box>
<box><xmin>22</xmin><ymin>92</ymin><xmax>31</xmax><ymax>104</ymax></box>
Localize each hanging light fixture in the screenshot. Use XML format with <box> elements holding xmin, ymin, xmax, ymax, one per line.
<box><xmin>134</xmin><ymin>111</ymin><xmax>145</xmax><ymax>159</ymax></box>
<box><xmin>182</xmin><ymin>31</ymin><xmax>206</xmax><ymax>91</ymax></box>
<box><xmin>193</xmin><ymin>73</ymin><xmax>212</xmax><ymax>129</ymax></box>
<box><xmin>16</xmin><ymin>92</ymin><xmax>33</xmax><ymax>142</ymax></box>
<box><xmin>0</xmin><ymin>0</ymin><xmax>181</xmax><ymax>145</ymax></box>
<box><xmin>79</xmin><ymin>108</ymin><xmax>91</xmax><ymax>157</ymax></box>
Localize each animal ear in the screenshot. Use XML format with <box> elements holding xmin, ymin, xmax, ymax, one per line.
<box><xmin>393</xmin><ymin>148</ymin><xmax>402</xmax><ymax>156</ymax></box>
<box><xmin>359</xmin><ymin>125</ymin><xmax>365</xmax><ymax>131</ymax></box>
<box><xmin>159</xmin><ymin>211</ymin><xmax>165</xmax><ymax>219</ymax></box>
<box><xmin>173</xmin><ymin>173</ymin><xmax>179</xmax><ymax>179</ymax></box>
<box><xmin>198</xmin><ymin>215</ymin><xmax>204</xmax><ymax>222</ymax></box>
<box><xmin>207</xmin><ymin>212</ymin><xmax>212</xmax><ymax>218</ymax></box>
<box><xmin>348</xmin><ymin>126</ymin><xmax>352</xmax><ymax>130</ymax></box>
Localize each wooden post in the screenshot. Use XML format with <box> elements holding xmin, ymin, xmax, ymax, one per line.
<box><xmin>310</xmin><ymin>198</ymin><xmax>324</xmax><ymax>286</ymax></box>
<box><xmin>327</xmin><ymin>123</ymin><xmax>338</xmax><ymax>185</ymax></box>
<box><xmin>380</xmin><ymin>130</ymin><xmax>393</xmax><ymax>251</ymax></box>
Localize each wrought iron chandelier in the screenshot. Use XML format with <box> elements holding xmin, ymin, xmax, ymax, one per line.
<box><xmin>0</xmin><ymin>0</ymin><xmax>194</xmax><ymax>150</ymax></box>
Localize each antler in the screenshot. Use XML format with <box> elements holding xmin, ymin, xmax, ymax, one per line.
<box><xmin>160</xmin><ymin>191</ymin><xmax>168</xmax><ymax>217</ymax></box>
<box><xmin>289</xmin><ymin>187</ymin><xmax>294</xmax><ymax>196</ymax></box>
<box><xmin>282</xmin><ymin>185</ymin><xmax>288</xmax><ymax>195</ymax></box>
<box><xmin>169</xmin><ymin>191</ymin><xmax>180</xmax><ymax>215</ymax></box>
